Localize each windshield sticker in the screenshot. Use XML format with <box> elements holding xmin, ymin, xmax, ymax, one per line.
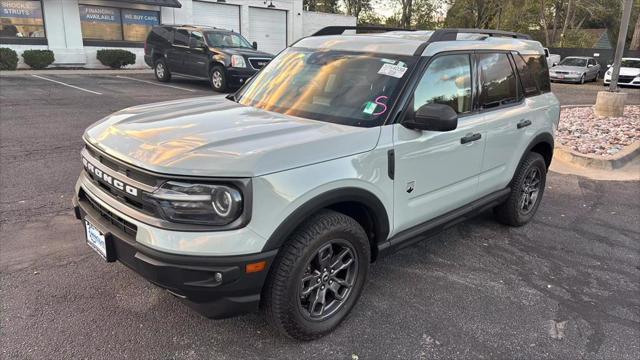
<box><xmin>378</xmin><ymin>63</ymin><xmax>407</xmax><ymax>78</ymax></box>
<box><xmin>363</xmin><ymin>101</ymin><xmax>377</xmax><ymax>115</ymax></box>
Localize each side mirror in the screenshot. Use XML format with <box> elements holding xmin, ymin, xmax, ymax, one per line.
<box><xmin>552</xmin><ymin>62</ymin><xmax>558</xmax><ymax>67</ymax></box>
<box><xmin>587</xmin><ymin>64</ymin><xmax>593</xmax><ymax>68</ymax></box>
<box><xmin>607</xmin><ymin>64</ymin><xmax>612</xmax><ymax>68</ymax></box>
<box><xmin>403</xmin><ymin>103</ymin><xmax>458</xmax><ymax>132</ymax></box>
<box><xmin>252</xmin><ymin>41</ymin><xmax>258</xmax><ymax>50</ymax></box>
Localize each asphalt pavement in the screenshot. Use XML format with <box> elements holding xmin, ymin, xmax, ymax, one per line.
<box><xmin>1</xmin><ymin>72</ymin><xmax>639</xmax><ymax>360</ymax></box>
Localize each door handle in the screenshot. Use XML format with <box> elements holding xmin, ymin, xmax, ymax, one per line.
<box><xmin>517</xmin><ymin>119</ymin><xmax>532</xmax><ymax>129</ymax></box>
<box><xmin>460</xmin><ymin>133</ymin><xmax>481</xmax><ymax>144</ymax></box>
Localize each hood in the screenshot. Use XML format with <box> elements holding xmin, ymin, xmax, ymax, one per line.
<box><xmin>611</xmin><ymin>67</ymin><xmax>640</xmax><ymax>77</ymax></box>
<box><xmin>217</xmin><ymin>47</ymin><xmax>274</xmax><ymax>58</ymax></box>
<box><xmin>84</xmin><ymin>96</ymin><xmax>380</xmax><ymax>177</ymax></box>
<box><xmin>551</xmin><ymin>65</ymin><xmax>586</xmax><ymax>72</ymax></box>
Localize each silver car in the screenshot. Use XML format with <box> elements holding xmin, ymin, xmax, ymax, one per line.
<box><xmin>549</xmin><ymin>56</ymin><xmax>601</xmax><ymax>84</ymax></box>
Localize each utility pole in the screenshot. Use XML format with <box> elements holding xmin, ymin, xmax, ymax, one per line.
<box><xmin>609</xmin><ymin>0</ymin><xmax>634</xmax><ymax>92</ymax></box>
<box><xmin>594</xmin><ymin>0</ymin><xmax>633</xmax><ymax>117</ymax></box>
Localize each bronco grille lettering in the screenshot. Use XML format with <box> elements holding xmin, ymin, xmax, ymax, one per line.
<box><xmin>82</xmin><ymin>157</ymin><xmax>139</xmax><ymax>197</ymax></box>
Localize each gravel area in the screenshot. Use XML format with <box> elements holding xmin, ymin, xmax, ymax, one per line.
<box><xmin>557</xmin><ymin>105</ymin><xmax>640</xmax><ymax>157</ymax></box>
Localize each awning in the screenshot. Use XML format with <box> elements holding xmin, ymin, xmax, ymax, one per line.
<box><xmin>122</xmin><ymin>0</ymin><xmax>182</xmax><ymax>8</ymax></box>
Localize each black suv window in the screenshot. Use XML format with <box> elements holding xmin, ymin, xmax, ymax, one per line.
<box><xmin>477</xmin><ymin>53</ymin><xmax>518</xmax><ymax>109</ymax></box>
<box><xmin>173</xmin><ymin>29</ymin><xmax>189</xmax><ymax>46</ymax></box>
<box><xmin>412</xmin><ymin>54</ymin><xmax>472</xmax><ymax>114</ymax></box>
<box><xmin>190</xmin><ymin>31</ymin><xmax>205</xmax><ymax>48</ymax></box>
<box><xmin>512</xmin><ymin>53</ymin><xmax>539</xmax><ymax>97</ymax></box>
<box><xmin>521</xmin><ymin>55</ymin><xmax>551</xmax><ymax>93</ymax></box>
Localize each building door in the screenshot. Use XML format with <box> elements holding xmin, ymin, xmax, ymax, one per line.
<box><xmin>248</xmin><ymin>7</ymin><xmax>287</xmax><ymax>55</ymax></box>
<box><xmin>192</xmin><ymin>1</ymin><xmax>240</xmax><ymax>32</ymax></box>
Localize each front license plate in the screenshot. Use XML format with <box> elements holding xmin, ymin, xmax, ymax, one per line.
<box><xmin>85</xmin><ymin>219</ymin><xmax>107</xmax><ymax>260</ymax></box>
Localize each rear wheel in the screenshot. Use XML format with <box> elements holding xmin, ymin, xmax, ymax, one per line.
<box><xmin>154</xmin><ymin>59</ymin><xmax>171</xmax><ymax>82</ymax></box>
<box><xmin>209</xmin><ymin>66</ymin><xmax>227</xmax><ymax>92</ymax></box>
<box><xmin>262</xmin><ymin>210</ymin><xmax>370</xmax><ymax>340</ymax></box>
<box><xmin>494</xmin><ymin>152</ymin><xmax>547</xmax><ymax>226</ymax></box>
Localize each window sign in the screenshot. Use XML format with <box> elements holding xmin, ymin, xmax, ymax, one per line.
<box><xmin>0</xmin><ymin>0</ymin><xmax>45</xmax><ymax>38</ymax></box>
<box><xmin>122</xmin><ymin>9</ymin><xmax>159</xmax><ymax>42</ymax></box>
<box><xmin>79</xmin><ymin>5</ymin><xmax>122</xmax><ymax>41</ymax></box>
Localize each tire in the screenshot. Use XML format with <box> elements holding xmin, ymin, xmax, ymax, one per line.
<box><xmin>494</xmin><ymin>152</ymin><xmax>547</xmax><ymax>227</ymax></box>
<box><xmin>579</xmin><ymin>74</ymin><xmax>585</xmax><ymax>84</ymax></box>
<box><xmin>209</xmin><ymin>66</ymin><xmax>227</xmax><ymax>92</ymax></box>
<box><xmin>154</xmin><ymin>59</ymin><xmax>171</xmax><ymax>82</ymax></box>
<box><xmin>262</xmin><ymin>210</ymin><xmax>370</xmax><ymax>340</ymax></box>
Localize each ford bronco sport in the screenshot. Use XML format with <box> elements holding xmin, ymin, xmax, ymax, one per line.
<box><xmin>73</xmin><ymin>27</ymin><xmax>559</xmax><ymax>340</ymax></box>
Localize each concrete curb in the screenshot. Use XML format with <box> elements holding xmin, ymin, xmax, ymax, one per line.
<box><xmin>0</xmin><ymin>69</ymin><xmax>152</xmax><ymax>76</ymax></box>
<box><xmin>554</xmin><ymin>141</ymin><xmax>640</xmax><ymax>170</ymax></box>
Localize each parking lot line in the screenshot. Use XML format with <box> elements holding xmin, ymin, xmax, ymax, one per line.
<box><xmin>31</xmin><ymin>74</ymin><xmax>103</xmax><ymax>95</ymax></box>
<box><xmin>115</xmin><ymin>75</ymin><xmax>197</xmax><ymax>92</ymax></box>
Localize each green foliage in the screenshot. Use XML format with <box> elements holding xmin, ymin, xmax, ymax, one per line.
<box><xmin>304</xmin><ymin>0</ymin><xmax>340</xmax><ymax>13</ymax></box>
<box><xmin>0</xmin><ymin>47</ymin><xmax>18</xmax><ymax>70</ymax></box>
<box><xmin>96</xmin><ymin>49</ymin><xmax>136</xmax><ymax>69</ymax></box>
<box><xmin>22</xmin><ymin>50</ymin><xmax>54</xmax><ymax>70</ymax></box>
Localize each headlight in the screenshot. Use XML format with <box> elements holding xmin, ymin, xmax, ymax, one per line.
<box><xmin>570</xmin><ymin>71</ymin><xmax>581</xmax><ymax>75</ymax></box>
<box><xmin>147</xmin><ymin>181</ymin><xmax>243</xmax><ymax>226</ymax></box>
<box><xmin>231</xmin><ymin>55</ymin><xmax>246</xmax><ymax>68</ymax></box>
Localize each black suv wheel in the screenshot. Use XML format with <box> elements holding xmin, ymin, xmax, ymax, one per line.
<box><xmin>209</xmin><ymin>66</ymin><xmax>227</xmax><ymax>92</ymax></box>
<box><xmin>494</xmin><ymin>152</ymin><xmax>547</xmax><ymax>226</ymax></box>
<box><xmin>262</xmin><ymin>210</ymin><xmax>370</xmax><ymax>340</ymax></box>
<box><xmin>154</xmin><ymin>59</ymin><xmax>171</xmax><ymax>82</ymax></box>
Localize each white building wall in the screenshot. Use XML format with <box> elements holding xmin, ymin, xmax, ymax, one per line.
<box><xmin>302</xmin><ymin>11</ymin><xmax>356</xmax><ymax>37</ymax></box>
<box><xmin>2</xmin><ymin>0</ymin><xmax>354</xmax><ymax>69</ymax></box>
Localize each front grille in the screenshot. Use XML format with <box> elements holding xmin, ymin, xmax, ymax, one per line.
<box><xmin>248</xmin><ymin>58</ymin><xmax>270</xmax><ymax>70</ymax></box>
<box><xmin>85</xmin><ymin>145</ymin><xmax>158</xmax><ymax>187</ymax></box>
<box><xmin>617</xmin><ymin>75</ymin><xmax>635</xmax><ymax>83</ymax></box>
<box><xmin>554</xmin><ymin>71</ymin><xmax>569</xmax><ymax>74</ymax></box>
<box><xmin>80</xmin><ymin>190</ymin><xmax>137</xmax><ymax>237</ymax></box>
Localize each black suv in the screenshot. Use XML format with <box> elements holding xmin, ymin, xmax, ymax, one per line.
<box><xmin>144</xmin><ymin>25</ymin><xmax>274</xmax><ymax>91</ymax></box>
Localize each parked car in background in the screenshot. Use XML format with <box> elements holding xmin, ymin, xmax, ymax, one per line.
<box><xmin>549</xmin><ymin>56</ymin><xmax>600</xmax><ymax>84</ymax></box>
<box><xmin>544</xmin><ymin>48</ymin><xmax>560</xmax><ymax>68</ymax></box>
<box><xmin>604</xmin><ymin>57</ymin><xmax>640</xmax><ymax>87</ymax></box>
<box><xmin>144</xmin><ymin>25</ymin><xmax>274</xmax><ymax>92</ymax></box>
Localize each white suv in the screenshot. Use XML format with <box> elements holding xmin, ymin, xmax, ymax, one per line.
<box><xmin>73</xmin><ymin>27</ymin><xmax>560</xmax><ymax>340</ymax></box>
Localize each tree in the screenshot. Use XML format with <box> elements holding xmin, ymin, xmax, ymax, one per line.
<box><xmin>344</xmin><ymin>0</ymin><xmax>372</xmax><ymax>20</ymax></box>
<box><xmin>631</xmin><ymin>15</ymin><xmax>640</xmax><ymax>50</ymax></box>
<box><xmin>397</xmin><ymin>0</ymin><xmax>414</xmax><ymax>28</ymax></box>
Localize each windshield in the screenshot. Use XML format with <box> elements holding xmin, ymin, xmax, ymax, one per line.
<box><xmin>205</xmin><ymin>32</ymin><xmax>252</xmax><ymax>48</ymax></box>
<box><xmin>235</xmin><ymin>48</ymin><xmax>416</xmax><ymax>127</ymax></box>
<box><xmin>621</xmin><ymin>59</ymin><xmax>640</xmax><ymax>68</ymax></box>
<box><xmin>559</xmin><ymin>58</ymin><xmax>587</xmax><ymax>67</ymax></box>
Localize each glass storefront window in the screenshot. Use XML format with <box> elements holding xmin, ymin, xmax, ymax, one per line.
<box><xmin>79</xmin><ymin>4</ymin><xmax>159</xmax><ymax>43</ymax></box>
<box><xmin>0</xmin><ymin>0</ymin><xmax>45</xmax><ymax>38</ymax></box>
<box><xmin>122</xmin><ymin>9</ymin><xmax>159</xmax><ymax>42</ymax></box>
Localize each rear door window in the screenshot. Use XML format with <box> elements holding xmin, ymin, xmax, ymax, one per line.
<box><xmin>477</xmin><ymin>53</ymin><xmax>519</xmax><ymax>109</ymax></box>
<box><xmin>173</xmin><ymin>29</ymin><xmax>189</xmax><ymax>46</ymax></box>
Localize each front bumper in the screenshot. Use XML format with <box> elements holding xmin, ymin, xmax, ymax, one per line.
<box><xmin>225</xmin><ymin>67</ymin><xmax>258</xmax><ymax>88</ymax></box>
<box><xmin>603</xmin><ymin>74</ymin><xmax>640</xmax><ymax>86</ymax></box>
<box><xmin>73</xmin><ymin>182</ymin><xmax>277</xmax><ymax>319</ymax></box>
<box><xmin>549</xmin><ymin>73</ymin><xmax>583</xmax><ymax>83</ymax></box>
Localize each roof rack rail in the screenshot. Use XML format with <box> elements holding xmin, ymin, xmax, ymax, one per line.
<box><xmin>311</xmin><ymin>26</ymin><xmax>414</xmax><ymax>36</ymax></box>
<box><xmin>428</xmin><ymin>28</ymin><xmax>532</xmax><ymax>42</ymax></box>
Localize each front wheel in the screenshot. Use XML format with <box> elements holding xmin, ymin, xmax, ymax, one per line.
<box><xmin>262</xmin><ymin>210</ymin><xmax>370</xmax><ymax>340</ymax></box>
<box><xmin>209</xmin><ymin>66</ymin><xmax>227</xmax><ymax>92</ymax></box>
<box><xmin>579</xmin><ymin>74</ymin><xmax>585</xmax><ymax>84</ymax></box>
<box><xmin>494</xmin><ymin>152</ymin><xmax>547</xmax><ymax>226</ymax></box>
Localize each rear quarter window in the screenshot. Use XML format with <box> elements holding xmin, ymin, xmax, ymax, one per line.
<box><xmin>512</xmin><ymin>53</ymin><xmax>540</xmax><ymax>97</ymax></box>
<box><xmin>521</xmin><ymin>54</ymin><xmax>551</xmax><ymax>93</ymax></box>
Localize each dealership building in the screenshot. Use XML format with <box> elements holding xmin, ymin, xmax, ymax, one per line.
<box><xmin>0</xmin><ymin>0</ymin><xmax>355</xmax><ymax>68</ymax></box>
